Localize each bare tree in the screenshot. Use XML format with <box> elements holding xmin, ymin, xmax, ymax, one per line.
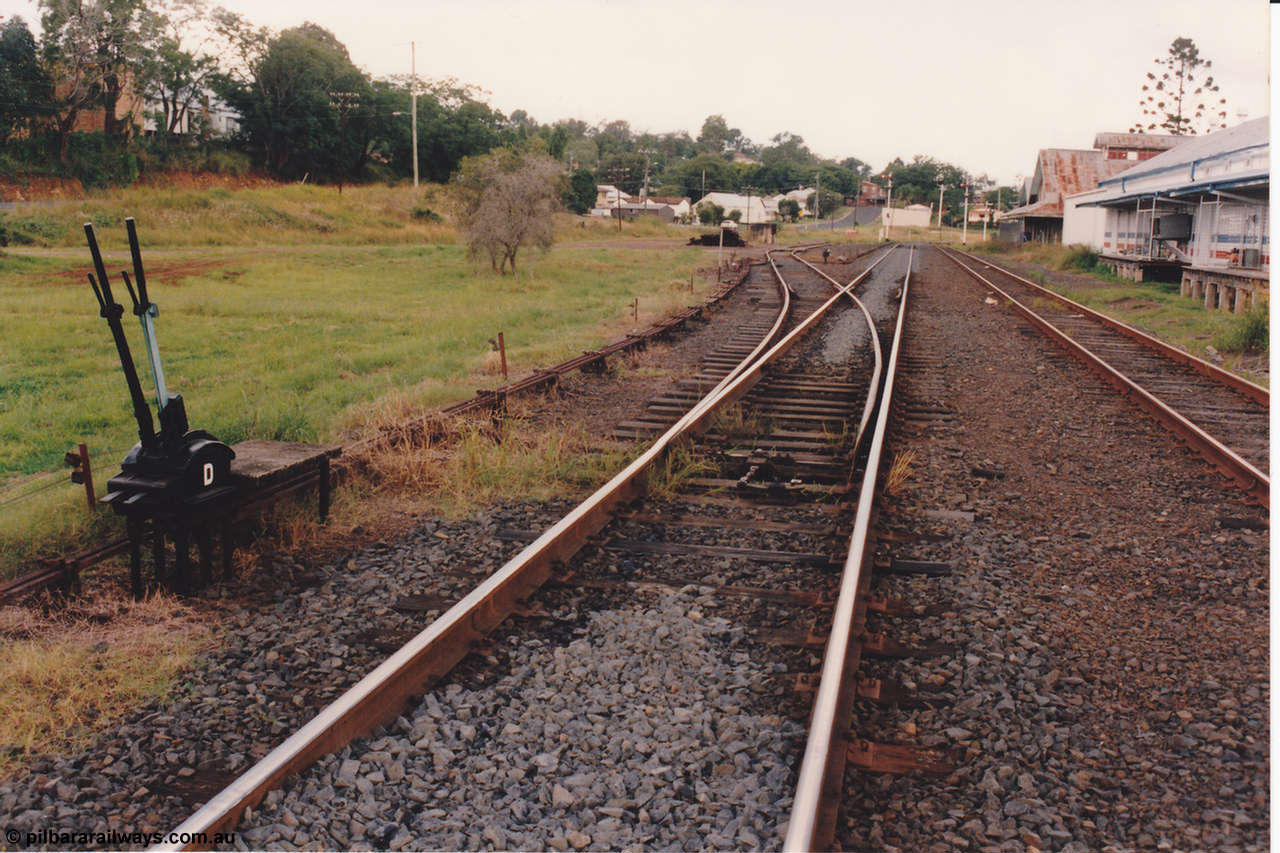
<box><xmin>453</xmin><ymin>148</ymin><xmax>562</xmax><ymax>274</ymax></box>
<box><xmin>1131</xmin><ymin>37</ymin><xmax>1229</xmax><ymax>135</ymax></box>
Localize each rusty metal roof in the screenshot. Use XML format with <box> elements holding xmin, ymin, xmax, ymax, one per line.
<box><xmin>1000</xmin><ymin>198</ymin><xmax>1066</xmax><ymax>220</ymax></box>
<box><xmin>1038</xmin><ymin>149</ymin><xmax>1134</xmax><ymax>198</ymax></box>
<box><xmin>1093</xmin><ymin>132</ymin><xmax>1183</xmax><ymax>151</ymax></box>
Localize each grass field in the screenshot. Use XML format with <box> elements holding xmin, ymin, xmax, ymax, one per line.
<box><xmin>0</xmin><ymin>184</ymin><xmax>714</xmax><ymax>579</ymax></box>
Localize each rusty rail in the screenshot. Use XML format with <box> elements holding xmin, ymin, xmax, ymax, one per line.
<box><xmin>942</xmin><ymin>247</ymin><xmax>1268</xmax><ymax>507</ymax></box>
<box><xmin>785</xmin><ymin>246</ymin><xmax>913</xmax><ymax>851</ymax></box>
<box><xmin>156</xmin><ymin>245</ymin><xmax>898</xmax><ymax>850</ymax></box>
<box><xmin>957</xmin><ymin>251</ymin><xmax>1268</xmax><ymax>405</ymax></box>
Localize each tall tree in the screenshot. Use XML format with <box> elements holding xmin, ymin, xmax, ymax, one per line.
<box><xmin>0</xmin><ymin>17</ymin><xmax>52</xmax><ymax>145</ymax></box>
<box><xmin>220</xmin><ymin>22</ymin><xmax>371</xmax><ymax>179</ymax></box>
<box><xmin>41</xmin><ymin>0</ymin><xmax>154</xmax><ymax>145</ymax></box>
<box><xmin>1131</xmin><ymin>37</ymin><xmax>1228</xmax><ymax>135</ymax></box>
<box><xmin>141</xmin><ymin>0</ymin><xmax>220</xmax><ymax>140</ymax></box>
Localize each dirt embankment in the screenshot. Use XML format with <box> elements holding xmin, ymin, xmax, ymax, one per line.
<box><xmin>0</xmin><ymin>175</ymin><xmax>85</xmax><ymax>203</ymax></box>
<box><xmin>0</xmin><ymin>170</ymin><xmax>282</xmax><ymax>203</ymax></box>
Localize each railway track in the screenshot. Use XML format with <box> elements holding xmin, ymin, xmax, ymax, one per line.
<box><xmin>137</xmin><ymin>244</ymin><xmax>912</xmax><ymax>851</ymax></box>
<box><xmin>941</xmin><ymin>247</ymin><xmax>1269</xmax><ymax>507</ymax></box>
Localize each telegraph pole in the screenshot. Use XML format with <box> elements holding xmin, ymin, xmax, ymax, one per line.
<box><xmin>815</xmin><ymin>171</ymin><xmax>821</xmax><ymax>226</ymax></box>
<box><xmin>410</xmin><ymin>42</ymin><xmax>419</xmax><ymax>188</ymax></box>
<box><xmin>936</xmin><ymin>179</ymin><xmax>945</xmax><ymax>231</ymax></box>
<box><xmin>883</xmin><ymin>174</ymin><xmax>894</xmax><ymax>239</ymax></box>
<box><xmin>961</xmin><ymin>181</ymin><xmax>970</xmax><ymax>244</ymax></box>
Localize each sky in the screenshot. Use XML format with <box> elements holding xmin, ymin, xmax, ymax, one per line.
<box><xmin>0</xmin><ymin>0</ymin><xmax>1270</xmax><ymax>186</ymax></box>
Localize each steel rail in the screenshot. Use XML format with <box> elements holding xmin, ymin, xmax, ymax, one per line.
<box><xmin>941</xmin><ymin>248</ymin><xmax>1268</xmax><ymax>508</ymax></box>
<box><xmin>956</xmin><ymin>250</ymin><xmax>1268</xmax><ymax>405</ymax></box>
<box><xmin>156</xmin><ymin>245</ymin><xmax>898</xmax><ymax>851</ymax></box>
<box><xmin>788</xmin><ymin>251</ymin><xmax>887</xmax><ymax>463</ymax></box>
<box><xmin>785</xmin><ymin>246</ymin><xmax>914</xmax><ymax>852</ymax></box>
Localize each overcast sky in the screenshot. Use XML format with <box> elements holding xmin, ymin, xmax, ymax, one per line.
<box><xmin>1</xmin><ymin>0</ymin><xmax>1270</xmax><ymax>185</ymax></box>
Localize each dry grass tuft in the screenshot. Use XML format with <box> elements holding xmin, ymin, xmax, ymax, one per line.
<box><xmin>884</xmin><ymin>449</ymin><xmax>919</xmax><ymax>496</ymax></box>
<box><xmin>0</xmin><ymin>592</ymin><xmax>209</xmax><ymax>780</ymax></box>
<box><xmin>645</xmin><ymin>439</ymin><xmax>719</xmax><ymax>500</ymax></box>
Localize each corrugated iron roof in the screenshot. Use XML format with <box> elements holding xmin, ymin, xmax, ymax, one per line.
<box><xmin>1001</xmin><ymin>198</ymin><xmax>1065</xmax><ymax>220</ymax></box>
<box><xmin>1037</xmin><ymin>149</ymin><xmax>1134</xmax><ymax>199</ymax></box>
<box><xmin>1093</xmin><ymin>132</ymin><xmax>1182</xmax><ymax>151</ymax></box>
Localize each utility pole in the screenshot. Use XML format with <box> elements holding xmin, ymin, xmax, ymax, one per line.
<box><xmin>612</xmin><ymin>167</ymin><xmax>629</xmax><ymax>232</ymax></box>
<box><xmin>815</xmin><ymin>171</ymin><xmax>821</xmax><ymax>227</ymax></box>
<box><xmin>701</xmin><ymin>169</ymin><xmax>706</xmax><ymax>201</ymax></box>
<box><xmin>883</xmin><ymin>174</ymin><xmax>894</xmax><ymax>239</ymax></box>
<box><xmin>410</xmin><ymin>42</ymin><xmax>419</xmax><ymax>188</ymax></box>
<box><xmin>961</xmin><ymin>181</ymin><xmax>970</xmax><ymax>244</ymax></box>
<box><xmin>640</xmin><ymin>150</ymin><xmax>652</xmax><ymax>201</ymax></box>
<box><xmin>936</xmin><ymin>179</ymin><xmax>945</xmax><ymax>231</ymax></box>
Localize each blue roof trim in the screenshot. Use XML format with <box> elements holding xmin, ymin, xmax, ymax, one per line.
<box><xmin>1076</xmin><ymin>173</ymin><xmax>1268</xmax><ymax>208</ymax></box>
<box><xmin>1098</xmin><ymin>141</ymin><xmax>1268</xmax><ymax>190</ymax></box>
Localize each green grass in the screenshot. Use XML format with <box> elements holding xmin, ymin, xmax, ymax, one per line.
<box><xmin>0</xmin><ymin>184</ymin><xmax>456</xmax><ymax>248</ymax></box>
<box><xmin>0</xmin><ymin>228</ymin><xmax>709</xmax><ymax>578</ymax></box>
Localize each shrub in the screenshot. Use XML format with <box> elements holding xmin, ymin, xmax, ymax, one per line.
<box><xmin>411</xmin><ymin>205</ymin><xmax>443</xmax><ymax>223</ymax></box>
<box><xmin>0</xmin><ymin>211</ymin><xmax>69</xmax><ymax>246</ymax></box>
<box><xmin>1213</xmin><ymin>306</ymin><xmax>1269</xmax><ymax>354</ymax></box>
<box><xmin>204</xmin><ymin>150</ymin><xmax>251</xmax><ymax>177</ymax></box>
<box><xmin>1059</xmin><ymin>244</ymin><xmax>1099</xmax><ymax>272</ymax></box>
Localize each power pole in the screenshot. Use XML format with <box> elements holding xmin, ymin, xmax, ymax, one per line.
<box><xmin>936</xmin><ymin>180</ymin><xmax>945</xmax><ymax>231</ymax></box>
<box><xmin>961</xmin><ymin>181</ymin><xmax>970</xmax><ymax>244</ymax></box>
<box><xmin>410</xmin><ymin>42</ymin><xmax>419</xmax><ymax>188</ymax></box>
<box><xmin>883</xmin><ymin>174</ymin><xmax>894</xmax><ymax>239</ymax></box>
<box><xmin>815</xmin><ymin>171</ymin><xmax>821</xmax><ymax>226</ymax></box>
<box><xmin>640</xmin><ymin>150</ymin><xmax>652</xmax><ymax>201</ymax></box>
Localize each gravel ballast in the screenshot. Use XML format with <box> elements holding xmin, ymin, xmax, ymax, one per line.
<box><xmin>838</xmin><ymin>245</ymin><xmax>1269</xmax><ymax>853</ymax></box>
<box><xmin>237</xmin><ymin>590</ymin><xmax>804</xmax><ymax>852</ymax></box>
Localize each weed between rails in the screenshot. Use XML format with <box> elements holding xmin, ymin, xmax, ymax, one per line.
<box><xmin>884</xmin><ymin>449</ymin><xmax>918</xmax><ymax>496</ymax></box>
<box><xmin>645</xmin><ymin>440</ymin><xmax>719</xmax><ymax>501</ymax></box>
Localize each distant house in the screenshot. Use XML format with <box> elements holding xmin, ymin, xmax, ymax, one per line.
<box><xmin>784</xmin><ymin>187</ymin><xmax>817</xmax><ymax>217</ymax></box>
<box><xmin>857</xmin><ymin>180</ymin><xmax>887</xmax><ymax>206</ymax></box>
<box><xmin>143</xmin><ymin>91</ymin><xmax>239</xmax><ymax>137</ymax></box>
<box><xmin>595</xmin><ymin>184</ymin><xmax>632</xmax><ymax>208</ymax></box>
<box><xmin>646</xmin><ymin>195</ymin><xmax>692</xmax><ymax>220</ymax></box>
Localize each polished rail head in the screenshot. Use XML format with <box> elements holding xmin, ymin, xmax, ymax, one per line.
<box><xmin>785</xmin><ymin>246</ymin><xmax>914</xmax><ymax>852</ymax></box>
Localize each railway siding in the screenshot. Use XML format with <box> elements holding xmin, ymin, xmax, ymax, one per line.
<box><xmin>837</xmin><ymin>246</ymin><xmax>1268</xmax><ymax>852</ymax></box>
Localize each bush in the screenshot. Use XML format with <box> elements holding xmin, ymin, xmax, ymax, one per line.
<box><xmin>0</xmin><ymin>211</ymin><xmax>69</xmax><ymax>246</ymax></box>
<box><xmin>1059</xmin><ymin>244</ymin><xmax>1099</xmax><ymax>272</ymax></box>
<box><xmin>204</xmin><ymin>149</ymin><xmax>251</xmax><ymax>177</ymax></box>
<box><xmin>411</xmin><ymin>205</ymin><xmax>443</xmax><ymax>223</ymax></box>
<box><xmin>63</xmin><ymin>133</ymin><xmax>140</xmax><ymax>188</ymax></box>
<box><xmin>1213</xmin><ymin>306</ymin><xmax>1269</xmax><ymax>354</ymax></box>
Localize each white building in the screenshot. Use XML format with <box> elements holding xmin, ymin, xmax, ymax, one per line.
<box><xmin>881</xmin><ymin>204</ymin><xmax>932</xmax><ymax>228</ymax></box>
<box><xmin>694</xmin><ymin>191</ymin><xmax>773</xmax><ymax>224</ymax></box>
<box><xmin>1069</xmin><ymin>116</ymin><xmax>1268</xmax><ymax>312</ymax></box>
